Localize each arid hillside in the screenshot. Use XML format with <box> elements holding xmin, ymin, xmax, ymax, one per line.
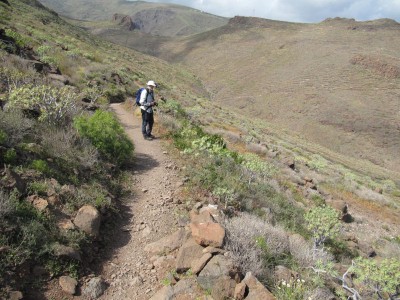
<box><xmin>38</xmin><ymin>0</ymin><xmax>228</xmax><ymax>37</ymax></box>
<box><xmin>155</xmin><ymin>16</ymin><xmax>400</xmax><ymax>176</ymax></box>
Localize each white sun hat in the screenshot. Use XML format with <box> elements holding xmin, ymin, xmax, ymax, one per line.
<box><xmin>147</xmin><ymin>80</ymin><xmax>157</xmax><ymax>87</ymax></box>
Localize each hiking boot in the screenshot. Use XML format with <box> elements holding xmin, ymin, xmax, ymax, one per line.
<box><xmin>143</xmin><ymin>134</ymin><xmax>153</xmax><ymax>140</ymax></box>
<box><xmin>148</xmin><ymin>134</ymin><xmax>156</xmax><ymax>139</ymax></box>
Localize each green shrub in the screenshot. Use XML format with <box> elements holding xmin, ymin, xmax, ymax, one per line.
<box><xmin>311</xmin><ymin>194</ymin><xmax>325</xmax><ymax>207</ymax></box>
<box><xmin>241</xmin><ymin>153</ymin><xmax>276</xmax><ymax>184</ymax></box>
<box><xmin>28</xmin><ymin>180</ymin><xmax>48</xmax><ymax>196</ymax></box>
<box><xmin>307</xmin><ymin>154</ymin><xmax>328</xmax><ymax>171</ymax></box>
<box><xmin>4</xmin><ymin>148</ymin><xmax>16</xmax><ymax>164</ymax></box>
<box><xmin>4</xmin><ymin>29</ymin><xmax>32</xmax><ymax>48</ymax></box>
<box><xmin>351</xmin><ymin>257</ymin><xmax>400</xmax><ymax>299</ymax></box>
<box><xmin>73</xmin><ymin>184</ymin><xmax>111</xmax><ymax>212</ymax></box>
<box><xmin>31</xmin><ymin>159</ymin><xmax>50</xmax><ymax>174</ymax></box>
<box><xmin>8</xmin><ymin>84</ymin><xmax>79</xmax><ymax>125</ymax></box>
<box><xmin>159</xmin><ymin>99</ymin><xmax>187</xmax><ymax>118</ymax></box>
<box><xmin>305</xmin><ymin>206</ymin><xmax>340</xmax><ymax>249</ymax></box>
<box><xmin>74</xmin><ymin>110</ymin><xmax>133</xmax><ymax>166</ymax></box>
<box><xmin>36</xmin><ymin>45</ymin><xmax>52</xmax><ymax>56</ymax></box>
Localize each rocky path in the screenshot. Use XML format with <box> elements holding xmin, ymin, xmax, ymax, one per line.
<box><xmin>98</xmin><ymin>103</ymin><xmax>185</xmax><ymax>299</ymax></box>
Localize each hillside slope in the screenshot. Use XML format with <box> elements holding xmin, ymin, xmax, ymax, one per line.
<box><xmin>37</xmin><ymin>0</ymin><xmax>228</xmax><ymax>37</ymax></box>
<box><xmin>157</xmin><ymin>16</ymin><xmax>400</xmax><ymax>176</ymax></box>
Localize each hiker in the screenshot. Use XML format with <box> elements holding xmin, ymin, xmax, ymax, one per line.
<box><xmin>139</xmin><ymin>80</ymin><xmax>158</xmax><ymax>140</ymax></box>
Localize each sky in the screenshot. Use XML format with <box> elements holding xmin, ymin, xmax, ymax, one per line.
<box><xmin>129</xmin><ymin>0</ymin><xmax>400</xmax><ymax>23</ymax></box>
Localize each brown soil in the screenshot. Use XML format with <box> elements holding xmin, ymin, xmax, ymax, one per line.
<box><xmin>96</xmin><ymin>104</ymin><xmax>184</xmax><ymax>299</ymax></box>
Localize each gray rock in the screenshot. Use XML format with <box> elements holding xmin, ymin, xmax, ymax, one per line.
<box><xmin>197</xmin><ymin>255</ymin><xmax>235</xmax><ymax>290</ymax></box>
<box><xmin>83</xmin><ymin>277</ymin><xmax>106</xmax><ymax>299</ymax></box>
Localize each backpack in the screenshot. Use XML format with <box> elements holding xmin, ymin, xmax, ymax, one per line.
<box><xmin>135</xmin><ymin>88</ymin><xmax>145</xmax><ymax>105</ymax></box>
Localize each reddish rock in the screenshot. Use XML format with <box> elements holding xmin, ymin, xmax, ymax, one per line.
<box><xmin>234</xmin><ymin>282</ymin><xmax>246</xmax><ymax>300</ymax></box>
<box><xmin>144</xmin><ymin>228</ymin><xmax>188</xmax><ymax>255</ymax></box>
<box><xmin>211</xmin><ymin>275</ymin><xmax>236</xmax><ymax>300</ymax></box>
<box><xmin>73</xmin><ymin>205</ymin><xmax>101</xmax><ymax>237</ymax></box>
<box><xmin>190</xmin><ymin>222</ymin><xmax>225</xmax><ymax>247</ymax></box>
<box><xmin>242</xmin><ymin>272</ymin><xmax>276</xmax><ymax>300</ymax></box>
<box><xmin>59</xmin><ymin>276</ymin><xmax>77</xmax><ymax>295</ymax></box>
<box><xmin>176</xmin><ymin>238</ymin><xmax>204</xmax><ymax>273</ymax></box>
<box><xmin>191</xmin><ymin>253</ymin><xmax>213</xmax><ymax>274</ymax></box>
<box><xmin>190</xmin><ymin>210</ymin><xmax>215</xmax><ymax>223</ymax></box>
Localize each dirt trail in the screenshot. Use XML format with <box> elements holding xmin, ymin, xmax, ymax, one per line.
<box><xmin>97</xmin><ymin>103</ymin><xmax>183</xmax><ymax>299</ymax></box>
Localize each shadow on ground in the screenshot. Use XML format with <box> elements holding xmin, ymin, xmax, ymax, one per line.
<box><xmin>24</xmin><ymin>151</ymin><xmax>160</xmax><ymax>299</ymax></box>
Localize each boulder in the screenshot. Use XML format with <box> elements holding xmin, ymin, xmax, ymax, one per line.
<box><xmin>197</xmin><ymin>255</ymin><xmax>235</xmax><ymax>291</ymax></box>
<box><xmin>144</xmin><ymin>228</ymin><xmax>188</xmax><ymax>255</ymax></box>
<box><xmin>190</xmin><ymin>222</ymin><xmax>225</xmax><ymax>247</ymax></box>
<box><xmin>190</xmin><ymin>209</ymin><xmax>215</xmax><ymax>224</ymax></box>
<box><xmin>211</xmin><ymin>275</ymin><xmax>236</xmax><ymax>300</ymax></box>
<box><xmin>83</xmin><ymin>277</ymin><xmax>106</xmax><ymax>299</ymax></box>
<box><xmin>242</xmin><ymin>272</ymin><xmax>276</xmax><ymax>300</ymax></box>
<box><xmin>191</xmin><ymin>252</ymin><xmax>213</xmax><ymax>274</ymax></box>
<box><xmin>74</xmin><ymin>205</ymin><xmax>101</xmax><ymax>237</ymax></box>
<box><xmin>175</xmin><ymin>238</ymin><xmax>204</xmax><ymax>273</ymax></box>
<box><xmin>59</xmin><ymin>276</ymin><xmax>77</xmax><ymax>295</ymax></box>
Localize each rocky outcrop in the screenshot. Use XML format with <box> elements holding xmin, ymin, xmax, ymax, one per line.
<box><xmin>112</xmin><ymin>13</ymin><xmax>135</xmax><ymax>31</ymax></box>
<box><xmin>146</xmin><ymin>203</ymin><xmax>276</xmax><ymax>299</ymax></box>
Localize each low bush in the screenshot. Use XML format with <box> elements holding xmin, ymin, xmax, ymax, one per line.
<box><xmin>224</xmin><ymin>213</ymin><xmax>291</xmax><ymax>281</ymax></box>
<box><xmin>74</xmin><ymin>110</ymin><xmax>133</xmax><ymax>166</ymax></box>
<box><xmin>40</xmin><ymin>126</ymin><xmax>99</xmax><ymax>172</ymax></box>
<box><xmin>8</xmin><ymin>84</ymin><xmax>79</xmax><ymax>125</ymax></box>
<box><xmin>0</xmin><ymin>109</ymin><xmax>34</xmax><ymax>147</ymax></box>
<box><xmin>30</xmin><ymin>159</ymin><xmax>50</xmax><ymax>174</ymax></box>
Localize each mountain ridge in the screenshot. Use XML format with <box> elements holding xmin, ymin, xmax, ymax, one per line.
<box><xmin>37</xmin><ymin>0</ymin><xmax>228</xmax><ymax>36</ymax></box>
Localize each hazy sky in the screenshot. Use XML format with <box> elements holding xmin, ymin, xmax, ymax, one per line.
<box><xmin>129</xmin><ymin>0</ymin><xmax>400</xmax><ymax>23</ymax></box>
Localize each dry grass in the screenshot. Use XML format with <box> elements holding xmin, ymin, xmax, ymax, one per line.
<box><xmin>224</xmin><ymin>213</ymin><xmax>290</xmax><ymax>277</ymax></box>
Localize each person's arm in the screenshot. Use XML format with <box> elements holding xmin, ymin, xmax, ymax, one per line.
<box><xmin>139</xmin><ymin>89</ymin><xmax>148</xmax><ymax>106</ymax></box>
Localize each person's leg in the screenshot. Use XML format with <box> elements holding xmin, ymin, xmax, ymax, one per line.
<box><xmin>141</xmin><ymin>109</ymin><xmax>148</xmax><ymax>137</ymax></box>
<box><xmin>147</xmin><ymin>113</ymin><xmax>154</xmax><ymax>137</ymax></box>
